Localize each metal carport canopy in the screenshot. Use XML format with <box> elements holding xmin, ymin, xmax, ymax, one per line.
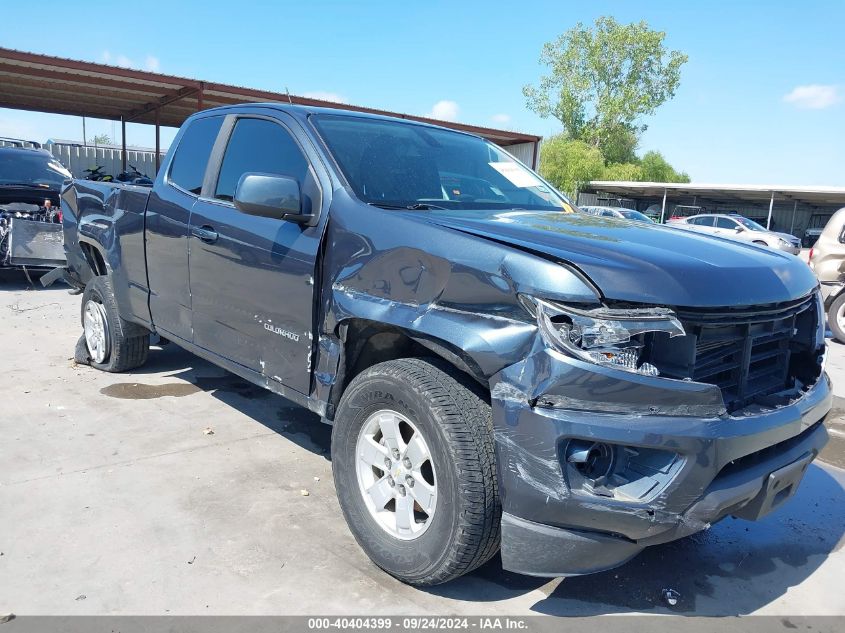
<box><xmin>0</xmin><ymin>46</ymin><xmax>541</xmax><ymax>167</ymax></box>
<box><xmin>586</xmin><ymin>181</ymin><xmax>845</xmax><ymax>207</ymax></box>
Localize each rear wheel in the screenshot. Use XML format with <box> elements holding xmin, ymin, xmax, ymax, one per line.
<box><xmin>332</xmin><ymin>358</ymin><xmax>500</xmax><ymax>585</ymax></box>
<box><xmin>80</xmin><ymin>275</ymin><xmax>149</xmax><ymax>372</ymax></box>
<box><xmin>828</xmin><ymin>293</ymin><xmax>845</xmax><ymax>344</ymax></box>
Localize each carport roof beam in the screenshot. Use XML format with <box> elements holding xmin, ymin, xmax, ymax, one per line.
<box><xmin>0</xmin><ymin>47</ymin><xmax>541</xmax><ymax>148</ymax></box>
<box><xmin>125</xmin><ymin>86</ymin><xmax>201</xmax><ymax>123</ymax></box>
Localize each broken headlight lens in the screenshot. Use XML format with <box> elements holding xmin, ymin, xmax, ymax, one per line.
<box><xmin>530</xmin><ymin>298</ymin><xmax>685</xmax><ymax>376</ymax></box>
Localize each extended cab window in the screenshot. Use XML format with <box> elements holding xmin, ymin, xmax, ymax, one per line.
<box><xmin>214</xmin><ymin>118</ymin><xmax>309</xmax><ymax>202</ymax></box>
<box><xmin>168</xmin><ymin>116</ymin><xmax>223</xmax><ymax>194</ymax></box>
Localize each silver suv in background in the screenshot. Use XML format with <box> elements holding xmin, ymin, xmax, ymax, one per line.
<box><xmin>580</xmin><ymin>205</ymin><xmax>654</xmax><ymax>223</ymax></box>
<box><xmin>668</xmin><ymin>214</ymin><xmax>801</xmax><ymax>255</ymax></box>
<box><xmin>809</xmin><ymin>207</ymin><xmax>845</xmax><ymax>342</ymax></box>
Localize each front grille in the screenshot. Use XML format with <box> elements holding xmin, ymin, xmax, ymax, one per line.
<box><xmin>657</xmin><ymin>295</ymin><xmax>817</xmax><ymax>412</ymax></box>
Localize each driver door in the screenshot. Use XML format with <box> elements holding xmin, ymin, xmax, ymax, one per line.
<box><xmin>187</xmin><ymin>114</ymin><xmax>324</xmax><ymax>395</ymax></box>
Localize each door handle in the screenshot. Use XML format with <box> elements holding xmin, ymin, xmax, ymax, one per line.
<box><xmin>191</xmin><ymin>225</ymin><xmax>218</xmax><ymax>243</ymax></box>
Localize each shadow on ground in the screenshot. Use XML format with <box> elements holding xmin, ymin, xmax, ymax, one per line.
<box><xmin>101</xmin><ymin>344</ymin><xmax>330</xmax><ymax>456</ymax></box>
<box><xmin>99</xmin><ymin>343</ymin><xmax>845</xmax><ymax>616</ymax></box>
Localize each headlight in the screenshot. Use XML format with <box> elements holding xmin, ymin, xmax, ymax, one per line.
<box><xmin>528</xmin><ymin>298</ymin><xmax>685</xmax><ymax>376</ymax></box>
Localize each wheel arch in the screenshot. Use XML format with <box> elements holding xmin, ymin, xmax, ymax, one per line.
<box><xmin>326</xmin><ymin>318</ymin><xmax>490</xmax><ymax>421</ymax></box>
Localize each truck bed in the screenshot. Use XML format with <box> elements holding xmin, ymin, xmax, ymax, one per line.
<box><xmin>61</xmin><ymin>179</ymin><xmax>154</xmax><ymax>324</ymax></box>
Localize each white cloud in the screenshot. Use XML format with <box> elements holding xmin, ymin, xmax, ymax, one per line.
<box><xmin>425</xmin><ymin>100</ymin><xmax>459</xmax><ymax>121</ymax></box>
<box><xmin>491</xmin><ymin>113</ymin><xmax>511</xmax><ymax>125</ymax></box>
<box><xmin>783</xmin><ymin>84</ymin><xmax>841</xmax><ymax>109</ymax></box>
<box><xmin>100</xmin><ymin>50</ymin><xmax>161</xmax><ymax>73</ymax></box>
<box><xmin>302</xmin><ymin>91</ymin><xmax>348</xmax><ymax>104</ymax></box>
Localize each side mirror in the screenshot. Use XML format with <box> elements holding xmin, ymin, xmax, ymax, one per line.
<box><xmin>234</xmin><ymin>173</ymin><xmax>310</xmax><ymax>223</ymax></box>
<box><xmin>735</xmin><ymin>226</ymin><xmax>744</xmax><ymax>232</ymax></box>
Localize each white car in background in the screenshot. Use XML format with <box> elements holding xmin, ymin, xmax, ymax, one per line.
<box><xmin>580</xmin><ymin>205</ymin><xmax>654</xmax><ymax>223</ymax></box>
<box><xmin>667</xmin><ymin>213</ymin><xmax>802</xmax><ymax>255</ymax></box>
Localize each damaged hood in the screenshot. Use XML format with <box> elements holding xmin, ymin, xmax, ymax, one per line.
<box><xmin>418</xmin><ymin>209</ymin><xmax>818</xmax><ymax>307</ymax></box>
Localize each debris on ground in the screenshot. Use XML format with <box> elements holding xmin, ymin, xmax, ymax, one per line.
<box><xmin>74</xmin><ymin>595</ymin><xmax>86</xmax><ymax>601</ymax></box>
<box><xmin>662</xmin><ymin>588</ymin><xmax>681</xmax><ymax>606</ymax></box>
<box><xmin>313</xmin><ymin>476</ymin><xmax>320</xmax><ymax>482</ymax></box>
<box><xmin>0</xmin><ymin>613</ymin><xmax>15</xmax><ymax>623</ymax></box>
<box><xmin>300</xmin><ymin>489</ymin><xmax>310</xmax><ymax>496</ymax></box>
<box><xmin>203</xmin><ymin>427</ymin><xmax>214</xmax><ymax>435</ymax></box>
<box><xmin>187</xmin><ymin>556</ymin><xmax>196</xmax><ymax>565</ymax></box>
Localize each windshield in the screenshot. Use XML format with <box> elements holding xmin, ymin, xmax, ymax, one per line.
<box><xmin>312</xmin><ymin>114</ymin><xmax>573</xmax><ymax>212</ymax></box>
<box><xmin>735</xmin><ymin>216</ymin><xmax>766</xmax><ymax>231</ymax></box>
<box><xmin>619</xmin><ymin>210</ymin><xmax>652</xmax><ymax>222</ymax></box>
<box><xmin>0</xmin><ymin>151</ymin><xmax>71</xmax><ymax>187</ymax></box>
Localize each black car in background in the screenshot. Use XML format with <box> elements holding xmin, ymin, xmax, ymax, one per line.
<box><xmin>0</xmin><ymin>146</ymin><xmax>69</xmax><ymax>268</ymax></box>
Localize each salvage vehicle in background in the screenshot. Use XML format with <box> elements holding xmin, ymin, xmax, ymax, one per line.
<box><xmin>804</xmin><ymin>213</ymin><xmax>831</xmax><ymax>248</ymax></box>
<box><xmin>0</xmin><ymin>146</ymin><xmax>68</xmax><ymax>269</ymax></box>
<box><xmin>60</xmin><ymin>104</ymin><xmax>830</xmax><ymax>585</ymax></box>
<box><xmin>580</xmin><ymin>205</ymin><xmax>654</xmax><ymax>223</ymax></box>
<box><xmin>809</xmin><ymin>207</ymin><xmax>845</xmax><ymax>342</ymax></box>
<box><xmin>668</xmin><ymin>213</ymin><xmax>802</xmax><ymax>255</ymax></box>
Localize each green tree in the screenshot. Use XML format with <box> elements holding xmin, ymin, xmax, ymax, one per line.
<box><xmin>538</xmin><ymin>135</ymin><xmax>605</xmax><ymax>198</ymax></box>
<box><xmin>601</xmin><ymin>162</ymin><xmax>643</xmax><ymax>182</ymax></box>
<box><xmin>92</xmin><ymin>134</ymin><xmax>111</xmax><ymax>145</ymax></box>
<box><xmin>639</xmin><ymin>150</ymin><xmax>690</xmax><ymax>183</ymax></box>
<box><xmin>524</xmin><ymin>17</ymin><xmax>688</xmax><ymax>160</ymax></box>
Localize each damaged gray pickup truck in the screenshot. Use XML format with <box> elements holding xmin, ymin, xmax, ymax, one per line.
<box><xmin>60</xmin><ymin>103</ymin><xmax>831</xmax><ymax>585</ymax></box>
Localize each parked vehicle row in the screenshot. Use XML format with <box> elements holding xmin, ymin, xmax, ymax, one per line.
<box><xmin>580</xmin><ymin>205</ymin><xmax>654</xmax><ymax>223</ymax></box>
<box><xmin>56</xmin><ymin>103</ymin><xmax>830</xmax><ymax>586</ymax></box>
<box><xmin>667</xmin><ymin>213</ymin><xmax>802</xmax><ymax>255</ymax></box>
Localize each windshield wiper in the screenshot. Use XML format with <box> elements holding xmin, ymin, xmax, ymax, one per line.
<box><xmin>368</xmin><ymin>202</ymin><xmax>447</xmax><ymax>211</ymax></box>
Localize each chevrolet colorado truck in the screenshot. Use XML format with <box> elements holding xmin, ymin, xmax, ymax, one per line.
<box><xmin>60</xmin><ymin>104</ymin><xmax>830</xmax><ymax>585</ymax></box>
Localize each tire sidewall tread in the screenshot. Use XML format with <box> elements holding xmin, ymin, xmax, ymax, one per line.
<box><xmin>332</xmin><ymin>357</ymin><xmax>500</xmax><ymax>586</ymax></box>
<box><xmin>81</xmin><ymin>275</ymin><xmax>148</xmax><ymax>372</ymax></box>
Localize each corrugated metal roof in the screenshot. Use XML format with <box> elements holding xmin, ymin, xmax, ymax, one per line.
<box><xmin>586</xmin><ymin>181</ymin><xmax>845</xmax><ymax>206</ymax></box>
<box><xmin>0</xmin><ymin>47</ymin><xmax>540</xmax><ymax>146</ymax></box>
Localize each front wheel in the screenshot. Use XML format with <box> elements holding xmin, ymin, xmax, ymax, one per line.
<box><xmin>331</xmin><ymin>358</ymin><xmax>500</xmax><ymax>585</ymax></box>
<box><xmin>828</xmin><ymin>293</ymin><xmax>845</xmax><ymax>344</ymax></box>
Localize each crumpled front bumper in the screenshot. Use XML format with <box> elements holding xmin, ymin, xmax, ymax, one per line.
<box><xmin>490</xmin><ymin>347</ymin><xmax>831</xmax><ymax>577</ymax></box>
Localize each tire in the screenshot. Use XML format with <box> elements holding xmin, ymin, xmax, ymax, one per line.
<box><xmin>828</xmin><ymin>293</ymin><xmax>845</xmax><ymax>344</ymax></box>
<box><xmin>81</xmin><ymin>275</ymin><xmax>149</xmax><ymax>372</ymax></box>
<box><xmin>332</xmin><ymin>357</ymin><xmax>500</xmax><ymax>585</ymax></box>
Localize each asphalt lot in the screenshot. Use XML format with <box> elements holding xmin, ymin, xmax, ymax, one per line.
<box><xmin>1</xmin><ymin>271</ymin><xmax>844</xmax><ymax>616</ymax></box>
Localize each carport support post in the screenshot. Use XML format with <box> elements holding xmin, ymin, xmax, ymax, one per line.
<box><xmin>154</xmin><ymin>107</ymin><xmax>160</xmax><ymax>174</ymax></box>
<box><xmin>120</xmin><ymin>116</ymin><xmax>127</xmax><ymax>173</ymax></box>
<box><xmin>660</xmin><ymin>188</ymin><xmax>667</xmax><ymax>223</ymax></box>
<box><xmin>790</xmin><ymin>200</ymin><xmax>798</xmax><ymax>234</ymax></box>
<box><xmin>766</xmin><ymin>191</ymin><xmax>775</xmax><ymax>229</ymax></box>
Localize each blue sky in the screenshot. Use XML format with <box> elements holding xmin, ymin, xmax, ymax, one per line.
<box><xmin>1</xmin><ymin>0</ymin><xmax>842</xmax><ymax>185</ymax></box>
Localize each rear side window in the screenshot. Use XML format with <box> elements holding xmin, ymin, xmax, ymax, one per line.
<box><xmin>214</xmin><ymin>118</ymin><xmax>309</xmax><ymax>202</ymax></box>
<box><xmin>692</xmin><ymin>216</ymin><xmax>714</xmax><ymax>226</ymax></box>
<box><xmin>716</xmin><ymin>217</ymin><xmax>738</xmax><ymax>229</ymax></box>
<box><xmin>168</xmin><ymin>116</ymin><xmax>224</xmax><ymax>194</ymax></box>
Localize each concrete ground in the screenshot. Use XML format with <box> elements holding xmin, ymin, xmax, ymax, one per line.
<box><xmin>1</xmin><ymin>271</ymin><xmax>844</xmax><ymax>617</ymax></box>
